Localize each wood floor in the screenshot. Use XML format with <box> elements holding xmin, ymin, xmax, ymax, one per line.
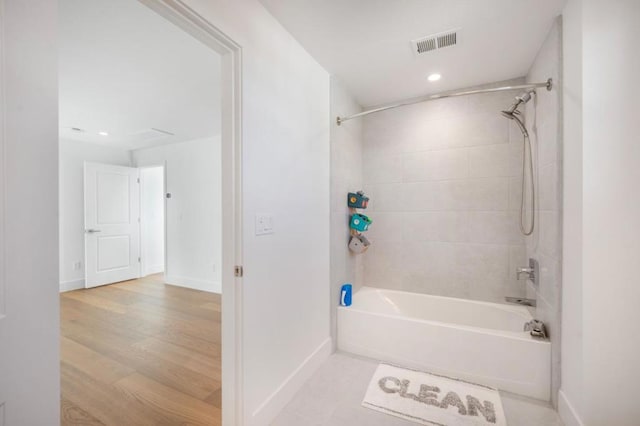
<box><xmin>60</xmin><ymin>274</ymin><xmax>222</xmax><ymax>426</ymax></box>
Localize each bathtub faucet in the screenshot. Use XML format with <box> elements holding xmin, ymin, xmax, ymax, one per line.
<box><xmin>516</xmin><ymin>266</ymin><xmax>535</xmax><ymax>281</ymax></box>
<box><xmin>524</xmin><ymin>319</ymin><xmax>547</xmax><ymax>339</ymax></box>
<box><xmin>516</xmin><ymin>258</ymin><xmax>539</xmax><ymax>285</ymax></box>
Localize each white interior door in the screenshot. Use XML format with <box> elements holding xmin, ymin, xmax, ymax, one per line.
<box><xmin>84</xmin><ymin>162</ymin><xmax>141</xmax><ymax>288</ymax></box>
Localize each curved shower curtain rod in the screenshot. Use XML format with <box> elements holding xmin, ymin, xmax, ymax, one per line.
<box><xmin>336</xmin><ymin>78</ymin><xmax>553</xmax><ymax>125</ymax></box>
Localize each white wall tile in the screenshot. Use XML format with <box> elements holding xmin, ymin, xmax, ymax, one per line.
<box><xmin>331</xmin><ymin>78</ymin><xmax>364</xmax><ymax>349</ymax></box>
<box><xmin>363</xmin><ymin>152</ymin><xmax>402</xmax><ymax>184</ymax></box>
<box><xmin>508</xmin><ymin>245</ymin><xmax>528</xmax><ymax>296</ymax></box>
<box><xmin>402</xmin><ymin>149</ymin><xmax>468</xmax><ymax>182</ymax></box>
<box><xmin>508</xmin><ymin>176</ymin><xmax>524</xmax><ymax>211</ymax></box>
<box><xmin>538</xmin><ymin>253</ymin><xmax>561</xmax><ymax>308</ymax></box>
<box><xmin>451</xmin><ymin>112</ymin><xmax>511</xmax><ymax>147</ymax></box>
<box><xmin>525</xmin><ymin>19</ymin><xmax>562</xmax><ymax>404</ymax></box>
<box><xmin>538</xmin><ymin>121</ymin><xmax>561</xmax><ymax>167</ymax></box>
<box><xmin>399</xmin><ymin>182</ymin><xmax>437</xmax><ymax>211</ymax></box>
<box><xmin>539</xmin><ymin>162</ymin><xmax>561</xmax><ymax>211</ymax></box>
<box><xmin>402</xmin><ymin>211</ymin><xmax>469</xmax><ymax>242</ymax></box>
<box><xmin>362</xmin><ymin>80</ymin><xmax>528</xmax><ymax>301</ymax></box>
<box><xmin>457</xmin><ymin>243</ymin><xmax>510</xmax><ymax>302</ymax></box>
<box><xmin>467</xmin><ymin>211</ymin><xmax>523</xmax><ymax>244</ymax></box>
<box><xmin>402</xmin><ymin>115</ymin><xmax>455</xmax><ymax>152</ymax></box>
<box><xmin>363</xmin><ymin>183</ymin><xmax>404</xmax><ymax>212</ymax></box>
<box><xmin>431</xmin><ymin>178</ymin><xmax>510</xmax><ymax>211</ymax></box>
<box><xmin>470</xmin><ymin>178</ymin><xmax>510</xmax><ymax>210</ymax></box>
<box><xmin>365</xmin><ymin>212</ymin><xmax>402</xmax><ymax>243</ymax></box>
<box><xmin>539</xmin><ymin>210</ymin><xmax>562</xmax><ymax>258</ymax></box>
<box><xmin>468</xmin><ymin>143</ymin><xmax>524</xmax><ymax>178</ymax></box>
<box><xmin>363</xmin><ymin>242</ymin><xmax>404</xmax><ymax>289</ymax></box>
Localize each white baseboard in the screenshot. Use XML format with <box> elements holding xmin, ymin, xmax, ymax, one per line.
<box><xmin>143</xmin><ymin>264</ymin><xmax>164</xmax><ymax>276</ymax></box>
<box><xmin>250</xmin><ymin>337</ymin><xmax>332</xmax><ymax>426</ymax></box>
<box><xmin>60</xmin><ymin>279</ymin><xmax>85</xmax><ymax>292</ymax></box>
<box><xmin>558</xmin><ymin>389</ymin><xmax>584</xmax><ymax>426</ymax></box>
<box><xmin>165</xmin><ymin>274</ymin><xmax>221</xmax><ymax>294</ymax></box>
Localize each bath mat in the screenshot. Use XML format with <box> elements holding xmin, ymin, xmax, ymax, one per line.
<box><xmin>362</xmin><ymin>364</ymin><xmax>507</xmax><ymax>426</ymax></box>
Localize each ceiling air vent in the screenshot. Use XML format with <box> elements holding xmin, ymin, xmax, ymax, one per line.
<box><xmin>437</xmin><ymin>31</ymin><xmax>457</xmax><ymax>49</ymax></box>
<box><xmin>411</xmin><ymin>28</ymin><xmax>459</xmax><ymax>56</ymax></box>
<box><xmin>415</xmin><ymin>37</ymin><xmax>437</xmax><ymax>54</ymax></box>
<box><xmin>127</xmin><ymin>128</ymin><xmax>175</xmax><ymax>143</ymax></box>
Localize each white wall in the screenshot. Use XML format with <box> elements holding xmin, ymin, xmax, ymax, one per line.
<box><xmin>524</xmin><ymin>17</ymin><xmax>563</xmax><ymax>405</ymax></box>
<box><xmin>582</xmin><ymin>0</ymin><xmax>640</xmax><ymax>424</ymax></box>
<box><xmin>560</xmin><ymin>1</ymin><xmax>640</xmax><ymax>424</ymax></box>
<box><xmin>330</xmin><ymin>77</ymin><xmax>363</xmax><ymax>348</ymax></box>
<box><xmin>0</xmin><ymin>0</ymin><xmax>60</xmax><ymax>423</ymax></box>
<box><xmin>559</xmin><ymin>0</ymin><xmax>583</xmax><ymax>424</ymax></box>
<box><xmin>361</xmin><ymin>79</ymin><xmax>528</xmax><ymax>302</ymax></box>
<box><xmin>132</xmin><ymin>137</ymin><xmax>222</xmax><ymax>293</ymax></box>
<box><xmin>184</xmin><ymin>1</ymin><xmax>331</xmax><ymax>424</ymax></box>
<box><xmin>140</xmin><ymin>166</ymin><xmax>165</xmax><ymax>276</ymax></box>
<box><xmin>5</xmin><ymin>0</ymin><xmax>330</xmax><ymax>423</ymax></box>
<box><xmin>59</xmin><ymin>138</ymin><xmax>132</xmax><ymax>291</ymax></box>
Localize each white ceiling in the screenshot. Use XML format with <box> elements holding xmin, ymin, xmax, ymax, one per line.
<box><xmin>59</xmin><ymin>0</ymin><xmax>221</xmax><ymax>150</ymax></box>
<box><xmin>260</xmin><ymin>0</ymin><xmax>566</xmax><ymax>107</ymax></box>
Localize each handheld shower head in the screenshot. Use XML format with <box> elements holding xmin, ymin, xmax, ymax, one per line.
<box><xmin>502</xmin><ymin>90</ymin><xmax>534</xmax><ymax>118</ymax></box>
<box><xmin>500</xmin><ymin>90</ymin><xmax>535</xmax><ymax>236</ymax></box>
<box><xmin>501</xmin><ymin>110</ymin><xmax>517</xmax><ymax>119</ymax></box>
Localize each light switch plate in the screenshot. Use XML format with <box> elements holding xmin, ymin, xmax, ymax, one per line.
<box><xmin>255</xmin><ymin>213</ymin><xmax>274</xmax><ymax>236</ymax></box>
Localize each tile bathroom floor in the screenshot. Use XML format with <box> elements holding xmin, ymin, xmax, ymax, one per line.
<box><xmin>272</xmin><ymin>352</ymin><xmax>563</xmax><ymax>426</ymax></box>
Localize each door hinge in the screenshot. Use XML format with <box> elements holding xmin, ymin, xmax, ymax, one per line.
<box><xmin>138</xmin><ymin>257</ymin><xmax>141</xmax><ymax>263</ymax></box>
<box><xmin>234</xmin><ymin>265</ymin><xmax>243</xmax><ymax>277</ymax></box>
<box><xmin>137</xmin><ymin>177</ymin><xmax>140</xmax><ymax>183</ymax></box>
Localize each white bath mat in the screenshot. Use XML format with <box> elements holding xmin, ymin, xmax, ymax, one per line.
<box><xmin>362</xmin><ymin>364</ymin><xmax>507</xmax><ymax>426</ymax></box>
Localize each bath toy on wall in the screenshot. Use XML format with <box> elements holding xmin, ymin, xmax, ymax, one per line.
<box><xmin>348</xmin><ymin>191</ymin><xmax>369</xmax><ymax>209</ymax></box>
<box><xmin>348</xmin><ymin>234</ymin><xmax>371</xmax><ymax>254</ymax></box>
<box><xmin>350</xmin><ymin>213</ymin><xmax>372</xmax><ymax>232</ymax></box>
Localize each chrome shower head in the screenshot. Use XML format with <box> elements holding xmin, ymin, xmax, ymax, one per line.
<box><xmin>502</xmin><ymin>90</ymin><xmax>534</xmax><ymax>118</ymax></box>
<box><xmin>501</xmin><ymin>90</ymin><xmax>534</xmax><ymax>137</ymax></box>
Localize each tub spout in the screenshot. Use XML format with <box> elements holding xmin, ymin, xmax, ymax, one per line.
<box><xmin>505</xmin><ymin>296</ymin><xmax>536</xmax><ymax>307</ymax></box>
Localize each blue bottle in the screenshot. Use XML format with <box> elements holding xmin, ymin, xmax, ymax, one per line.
<box><xmin>340</xmin><ymin>284</ymin><xmax>352</xmax><ymax>307</ymax></box>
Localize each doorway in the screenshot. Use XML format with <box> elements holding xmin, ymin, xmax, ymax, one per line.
<box><xmin>58</xmin><ymin>0</ymin><xmax>242</xmax><ymax>424</ymax></box>
<box><xmin>139</xmin><ymin>165</ymin><xmax>165</xmax><ymax>279</ymax></box>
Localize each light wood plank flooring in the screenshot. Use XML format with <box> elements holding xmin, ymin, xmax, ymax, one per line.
<box><xmin>60</xmin><ymin>274</ymin><xmax>222</xmax><ymax>425</ymax></box>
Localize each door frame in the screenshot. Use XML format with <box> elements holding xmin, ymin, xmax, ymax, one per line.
<box><xmin>138</xmin><ymin>163</ymin><xmax>167</xmax><ymax>279</ymax></box>
<box><xmin>136</xmin><ymin>1</ymin><xmax>244</xmax><ymax>424</ymax></box>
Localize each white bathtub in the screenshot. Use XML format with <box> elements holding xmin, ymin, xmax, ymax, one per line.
<box><xmin>337</xmin><ymin>286</ymin><xmax>551</xmax><ymax>401</ymax></box>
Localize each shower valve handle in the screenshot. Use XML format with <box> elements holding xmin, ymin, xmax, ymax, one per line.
<box><xmin>516</xmin><ymin>267</ymin><xmax>535</xmax><ymax>280</ymax></box>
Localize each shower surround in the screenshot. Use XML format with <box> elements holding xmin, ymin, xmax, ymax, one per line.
<box><xmin>525</xmin><ymin>17</ymin><xmax>563</xmax><ymax>405</ymax></box>
<box><xmin>362</xmin><ymin>79</ymin><xmax>529</xmax><ymax>303</ymax></box>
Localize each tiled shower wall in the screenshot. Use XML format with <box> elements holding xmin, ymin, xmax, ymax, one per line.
<box><xmin>361</xmin><ymin>80</ymin><xmax>529</xmax><ymax>303</ymax></box>
<box><xmin>525</xmin><ymin>17</ymin><xmax>563</xmax><ymax>405</ymax></box>
<box><xmin>330</xmin><ymin>77</ymin><xmax>363</xmax><ymax>348</ymax></box>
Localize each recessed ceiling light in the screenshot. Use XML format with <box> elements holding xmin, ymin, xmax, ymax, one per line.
<box><xmin>98</xmin><ymin>131</ymin><xmax>109</xmax><ymax>136</ymax></box>
<box><xmin>428</xmin><ymin>73</ymin><xmax>441</xmax><ymax>82</ymax></box>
